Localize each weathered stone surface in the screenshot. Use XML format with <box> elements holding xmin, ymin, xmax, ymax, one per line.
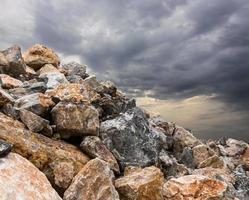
<box><xmin>163</xmin><ymin>175</ymin><xmax>227</xmax><ymax>199</ymax></box>
<box><xmin>0</xmin><ymin>153</ymin><xmax>62</xmax><ymax>200</ymax></box>
<box><xmin>198</xmin><ymin>155</ymin><xmax>225</xmax><ymax>169</ymax></box>
<box><xmin>20</xmin><ymin>109</ymin><xmax>53</xmax><ymax>137</ymax></box>
<box><xmin>52</xmin><ymin>102</ymin><xmax>99</xmax><ymax>138</ymax></box>
<box><xmin>14</xmin><ymin>93</ymin><xmax>54</xmax><ymax>117</ymax></box>
<box><xmin>149</xmin><ymin>116</ymin><xmax>176</xmax><ymax>136</ymax></box>
<box><xmin>1</xmin><ymin>45</ymin><xmax>26</xmax><ymax>77</ymax></box>
<box><xmin>115</xmin><ymin>166</ymin><xmax>164</xmax><ymax>200</ymax></box>
<box><xmin>38</xmin><ymin>63</ymin><xmax>60</xmax><ymax>75</ymax></box>
<box><xmin>0</xmin><ymin>52</ymin><xmax>8</xmax><ymax>66</ymax></box>
<box><xmin>0</xmin><ymin>89</ymin><xmax>14</xmax><ymax>107</ymax></box>
<box><xmin>46</xmin><ymin>83</ymin><xmax>100</xmax><ymax>103</ymax></box>
<box><xmin>233</xmin><ymin>165</ymin><xmax>249</xmax><ymax>198</ymax></box>
<box><xmin>39</xmin><ymin>72</ymin><xmax>69</xmax><ymax>89</ymax></box>
<box><xmin>0</xmin><ymin>112</ymin><xmax>90</xmax><ymax>192</ymax></box>
<box><xmin>100</xmin><ymin>107</ymin><xmax>168</xmax><ymax>170</ymax></box>
<box><xmin>0</xmin><ymin>74</ymin><xmax>23</xmax><ymax>89</ymax></box>
<box><xmin>179</xmin><ymin>147</ymin><xmax>195</xmax><ymax>168</ymax></box>
<box><xmin>192</xmin><ymin>144</ymin><xmax>215</xmax><ymax>167</ymax></box>
<box><xmin>64</xmin><ymin>158</ymin><xmax>119</xmax><ymax>200</ymax></box>
<box><xmin>23</xmin><ymin>44</ymin><xmax>60</xmax><ymax>70</ymax></box>
<box><xmin>0</xmin><ymin>139</ymin><xmax>12</xmax><ymax>158</ymax></box>
<box><xmin>62</xmin><ymin>61</ymin><xmax>88</xmax><ymax>79</ymax></box>
<box><xmin>219</xmin><ymin>138</ymin><xmax>247</xmax><ymax>157</ymax></box>
<box><xmin>241</xmin><ymin>147</ymin><xmax>249</xmax><ymax>168</ymax></box>
<box><xmin>80</xmin><ymin>136</ymin><xmax>119</xmax><ymax>173</ymax></box>
<box><xmin>29</xmin><ymin>81</ymin><xmax>47</xmax><ymax>93</ymax></box>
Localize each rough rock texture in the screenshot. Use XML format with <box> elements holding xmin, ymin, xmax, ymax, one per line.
<box><xmin>62</xmin><ymin>61</ymin><xmax>88</xmax><ymax>79</ymax></box>
<box><xmin>20</xmin><ymin>109</ymin><xmax>53</xmax><ymax>137</ymax></box>
<box><xmin>0</xmin><ymin>112</ymin><xmax>89</xmax><ymax>193</ymax></box>
<box><xmin>100</xmin><ymin>107</ymin><xmax>168</xmax><ymax>170</ymax></box>
<box><xmin>115</xmin><ymin>166</ymin><xmax>164</xmax><ymax>200</ymax></box>
<box><xmin>1</xmin><ymin>45</ymin><xmax>26</xmax><ymax>77</ymax></box>
<box><xmin>163</xmin><ymin>175</ymin><xmax>228</xmax><ymax>199</ymax></box>
<box><xmin>0</xmin><ymin>89</ymin><xmax>15</xmax><ymax>107</ymax></box>
<box><xmin>192</xmin><ymin>144</ymin><xmax>215</xmax><ymax>167</ymax></box>
<box><xmin>23</xmin><ymin>44</ymin><xmax>60</xmax><ymax>70</ymax></box>
<box><xmin>14</xmin><ymin>93</ymin><xmax>54</xmax><ymax>117</ymax></box>
<box><xmin>39</xmin><ymin>72</ymin><xmax>69</xmax><ymax>89</ymax></box>
<box><xmin>0</xmin><ymin>153</ymin><xmax>62</xmax><ymax>200</ymax></box>
<box><xmin>0</xmin><ymin>139</ymin><xmax>12</xmax><ymax>158</ymax></box>
<box><xmin>80</xmin><ymin>136</ymin><xmax>120</xmax><ymax>173</ymax></box>
<box><xmin>38</xmin><ymin>63</ymin><xmax>60</xmax><ymax>75</ymax></box>
<box><xmin>64</xmin><ymin>158</ymin><xmax>119</xmax><ymax>200</ymax></box>
<box><xmin>0</xmin><ymin>74</ymin><xmax>23</xmax><ymax>89</ymax></box>
<box><xmin>52</xmin><ymin>102</ymin><xmax>99</xmax><ymax>138</ymax></box>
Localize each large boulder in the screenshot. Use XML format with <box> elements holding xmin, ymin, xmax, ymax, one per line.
<box><xmin>0</xmin><ymin>45</ymin><xmax>26</xmax><ymax>77</ymax></box>
<box><xmin>0</xmin><ymin>74</ymin><xmax>23</xmax><ymax>89</ymax></box>
<box><xmin>80</xmin><ymin>136</ymin><xmax>120</xmax><ymax>173</ymax></box>
<box><xmin>115</xmin><ymin>166</ymin><xmax>164</xmax><ymax>200</ymax></box>
<box><xmin>64</xmin><ymin>158</ymin><xmax>119</xmax><ymax>200</ymax></box>
<box><xmin>14</xmin><ymin>93</ymin><xmax>54</xmax><ymax>117</ymax></box>
<box><xmin>51</xmin><ymin>102</ymin><xmax>99</xmax><ymax>138</ymax></box>
<box><xmin>0</xmin><ymin>112</ymin><xmax>90</xmax><ymax>193</ymax></box>
<box><xmin>100</xmin><ymin>107</ymin><xmax>168</xmax><ymax>170</ymax></box>
<box><xmin>23</xmin><ymin>44</ymin><xmax>60</xmax><ymax>70</ymax></box>
<box><xmin>0</xmin><ymin>153</ymin><xmax>62</xmax><ymax>200</ymax></box>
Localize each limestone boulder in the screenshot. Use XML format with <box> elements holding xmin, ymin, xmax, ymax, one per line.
<box><xmin>0</xmin><ymin>153</ymin><xmax>62</xmax><ymax>200</ymax></box>
<box><xmin>64</xmin><ymin>158</ymin><xmax>119</xmax><ymax>200</ymax></box>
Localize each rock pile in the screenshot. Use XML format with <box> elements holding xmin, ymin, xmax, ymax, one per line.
<box><xmin>0</xmin><ymin>44</ymin><xmax>249</xmax><ymax>200</ymax></box>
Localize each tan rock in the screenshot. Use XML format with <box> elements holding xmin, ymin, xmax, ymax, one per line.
<box><xmin>80</xmin><ymin>136</ymin><xmax>119</xmax><ymax>173</ymax></box>
<box><xmin>0</xmin><ymin>112</ymin><xmax>90</xmax><ymax>193</ymax></box>
<box><xmin>14</xmin><ymin>93</ymin><xmax>55</xmax><ymax>117</ymax></box>
<box><xmin>23</xmin><ymin>44</ymin><xmax>60</xmax><ymax>70</ymax></box>
<box><xmin>163</xmin><ymin>175</ymin><xmax>227</xmax><ymax>199</ymax></box>
<box><xmin>0</xmin><ymin>89</ymin><xmax>14</xmax><ymax>107</ymax></box>
<box><xmin>241</xmin><ymin>147</ymin><xmax>249</xmax><ymax>168</ymax></box>
<box><xmin>25</xmin><ymin>65</ymin><xmax>37</xmax><ymax>78</ymax></box>
<box><xmin>64</xmin><ymin>158</ymin><xmax>119</xmax><ymax>200</ymax></box>
<box><xmin>38</xmin><ymin>63</ymin><xmax>60</xmax><ymax>75</ymax></box>
<box><xmin>0</xmin><ymin>52</ymin><xmax>8</xmax><ymax>66</ymax></box>
<box><xmin>51</xmin><ymin>102</ymin><xmax>99</xmax><ymax>138</ymax></box>
<box><xmin>192</xmin><ymin>144</ymin><xmax>215</xmax><ymax>167</ymax></box>
<box><xmin>198</xmin><ymin>155</ymin><xmax>225</xmax><ymax>169</ymax></box>
<box><xmin>46</xmin><ymin>83</ymin><xmax>100</xmax><ymax>103</ymax></box>
<box><xmin>0</xmin><ymin>74</ymin><xmax>23</xmax><ymax>89</ymax></box>
<box><xmin>115</xmin><ymin>166</ymin><xmax>164</xmax><ymax>200</ymax></box>
<box><xmin>0</xmin><ymin>153</ymin><xmax>62</xmax><ymax>200</ymax></box>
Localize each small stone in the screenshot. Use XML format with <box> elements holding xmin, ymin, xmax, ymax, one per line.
<box><xmin>51</xmin><ymin>102</ymin><xmax>99</xmax><ymax>138</ymax></box>
<box><xmin>0</xmin><ymin>74</ymin><xmax>23</xmax><ymax>89</ymax></box>
<box><xmin>0</xmin><ymin>89</ymin><xmax>15</xmax><ymax>107</ymax></box>
<box><xmin>0</xmin><ymin>139</ymin><xmax>12</xmax><ymax>158</ymax></box>
<box><xmin>38</xmin><ymin>63</ymin><xmax>60</xmax><ymax>75</ymax></box>
<box><xmin>0</xmin><ymin>153</ymin><xmax>62</xmax><ymax>200</ymax></box>
<box><xmin>39</xmin><ymin>72</ymin><xmax>69</xmax><ymax>89</ymax></box>
<box><xmin>62</xmin><ymin>61</ymin><xmax>88</xmax><ymax>79</ymax></box>
<box><xmin>198</xmin><ymin>155</ymin><xmax>225</xmax><ymax>169</ymax></box>
<box><xmin>1</xmin><ymin>45</ymin><xmax>26</xmax><ymax>77</ymax></box>
<box><xmin>20</xmin><ymin>109</ymin><xmax>53</xmax><ymax>137</ymax></box>
<box><xmin>14</xmin><ymin>93</ymin><xmax>54</xmax><ymax>117</ymax></box>
<box><xmin>80</xmin><ymin>136</ymin><xmax>120</xmax><ymax>173</ymax></box>
<box><xmin>115</xmin><ymin>166</ymin><xmax>164</xmax><ymax>200</ymax></box>
<box><xmin>163</xmin><ymin>175</ymin><xmax>228</xmax><ymax>199</ymax></box>
<box><xmin>23</xmin><ymin>44</ymin><xmax>60</xmax><ymax>70</ymax></box>
<box><xmin>64</xmin><ymin>158</ymin><xmax>119</xmax><ymax>200</ymax></box>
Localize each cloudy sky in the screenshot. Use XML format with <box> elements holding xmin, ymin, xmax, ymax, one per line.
<box><xmin>1</xmin><ymin>0</ymin><xmax>249</xmax><ymax>141</ymax></box>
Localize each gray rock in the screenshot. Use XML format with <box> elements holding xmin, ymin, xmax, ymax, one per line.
<box><xmin>39</xmin><ymin>72</ymin><xmax>69</xmax><ymax>89</ymax></box>
<box><xmin>0</xmin><ymin>89</ymin><xmax>15</xmax><ymax>107</ymax></box>
<box><xmin>179</xmin><ymin>147</ymin><xmax>195</xmax><ymax>168</ymax></box>
<box><xmin>233</xmin><ymin>165</ymin><xmax>249</xmax><ymax>199</ymax></box>
<box><xmin>66</xmin><ymin>74</ymin><xmax>84</xmax><ymax>84</ymax></box>
<box><xmin>100</xmin><ymin>107</ymin><xmax>169</xmax><ymax>170</ymax></box>
<box><xmin>1</xmin><ymin>45</ymin><xmax>26</xmax><ymax>77</ymax></box>
<box><xmin>0</xmin><ymin>139</ymin><xmax>12</xmax><ymax>158</ymax></box>
<box><xmin>62</xmin><ymin>62</ymin><xmax>88</xmax><ymax>79</ymax></box>
<box><xmin>29</xmin><ymin>82</ymin><xmax>47</xmax><ymax>93</ymax></box>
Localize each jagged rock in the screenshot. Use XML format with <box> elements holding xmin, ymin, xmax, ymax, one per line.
<box><xmin>51</xmin><ymin>102</ymin><xmax>99</xmax><ymax>138</ymax></box>
<box><xmin>23</xmin><ymin>44</ymin><xmax>60</xmax><ymax>70</ymax></box>
<box><xmin>0</xmin><ymin>153</ymin><xmax>62</xmax><ymax>200</ymax></box>
<box><xmin>46</xmin><ymin>83</ymin><xmax>100</xmax><ymax>103</ymax></box>
<box><xmin>38</xmin><ymin>63</ymin><xmax>60</xmax><ymax>75</ymax></box>
<box><xmin>100</xmin><ymin>107</ymin><xmax>168</xmax><ymax>170</ymax></box>
<box><xmin>20</xmin><ymin>109</ymin><xmax>53</xmax><ymax>137</ymax></box>
<box><xmin>80</xmin><ymin>136</ymin><xmax>119</xmax><ymax>173</ymax></box>
<box><xmin>1</xmin><ymin>103</ymin><xmax>19</xmax><ymax>119</ymax></box>
<box><xmin>219</xmin><ymin>138</ymin><xmax>247</xmax><ymax>157</ymax></box>
<box><xmin>62</xmin><ymin>61</ymin><xmax>88</xmax><ymax>79</ymax></box>
<box><xmin>179</xmin><ymin>147</ymin><xmax>195</xmax><ymax>168</ymax></box>
<box><xmin>0</xmin><ymin>112</ymin><xmax>89</xmax><ymax>193</ymax></box>
<box><xmin>0</xmin><ymin>89</ymin><xmax>15</xmax><ymax>106</ymax></box>
<box><xmin>198</xmin><ymin>155</ymin><xmax>225</xmax><ymax>169</ymax></box>
<box><xmin>1</xmin><ymin>45</ymin><xmax>26</xmax><ymax>77</ymax></box>
<box><xmin>25</xmin><ymin>65</ymin><xmax>37</xmax><ymax>77</ymax></box>
<box><xmin>149</xmin><ymin>116</ymin><xmax>176</xmax><ymax>136</ymax></box>
<box><xmin>39</xmin><ymin>72</ymin><xmax>69</xmax><ymax>89</ymax></box>
<box><xmin>0</xmin><ymin>139</ymin><xmax>12</xmax><ymax>158</ymax></box>
<box><xmin>115</xmin><ymin>166</ymin><xmax>164</xmax><ymax>200</ymax></box>
<box><xmin>0</xmin><ymin>74</ymin><xmax>23</xmax><ymax>89</ymax></box>
<box><xmin>64</xmin><ymin>158</ymin><xmax>119</xmax><ymax>200</ymax></box>
<box><xmin>14</xmin><ymin>93</ymin><xmax>54</xmax><ymax>117</ymax></box>
<box><xmin>233</xmin><ymin>165</ymin><xmax>249</xmax><ymax>198</ymax></box>
<box><xmin>29</xmin><ymin>82</ymin><xmax>47</xmax><ymax>93</ymax></box>
<box><xmin>163</xmin><ymin>175</ymin><xmax>228</xmax><ymax>199</ymax></box>
<box><xmin>241</xmin><ymin>148</ymin><xmax>249</xmax><ymax>168</ymax></box>
<box><xmin>192</xmin><ymin>144</ymin><xmax>215</xmax><ymax>167</ymax></box>
<box><xmin>0</xmin><ymin>52</ymin><xmax>8</xmax><ymax>66</ymax></box>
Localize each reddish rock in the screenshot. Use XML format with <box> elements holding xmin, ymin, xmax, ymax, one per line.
<box><xmin>0</xmin><ymin>153</ymin><xmax>62</xmax><ymax>200</ymax></box>
<box><xmin>0</xmin><ymin>74</ymin><xmax>23</xmax><ymax>89</ymax></box>
<box><xmin>64</xmin><ymin>158</ymin><xmax>119</xmax><ymax>200</ymax></box>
